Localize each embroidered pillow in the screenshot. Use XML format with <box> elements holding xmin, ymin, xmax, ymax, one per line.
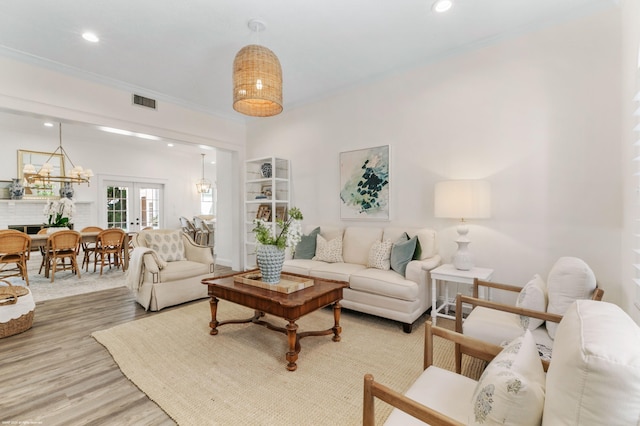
<box><xmin>515</xmin><ymin>274</ymin><xmax>547</xmax><ymax>330</ymax></box>
<box><xmin>366</xmin><ymin>240</ymin><xmax>393</xmax><ymax>270</ymax></box>
<box><xmin>293</xmin><ymin>227</ymin><xmax>320</xmax><ymax>259</ymax></box>
<box><xmin>144</xmin><ymin>231</ymin><xmax>185</xmax><ymax>262</ymax></box>
<box><xmin>312</xmin><ymin>234</ymin><xmax>343</xmax><ymax>263</ymax></box>
<box><xmin>468</xmin><ymin>331</ymin><xmax>545</xmax><ymax>426</ymax></box>
<box><xmin>390</xmin><ymin>233</ymin><xmax>418</xmax><ymax>276</ymax></box>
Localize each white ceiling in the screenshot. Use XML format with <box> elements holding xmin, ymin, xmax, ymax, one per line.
<box><xmin>0</xmin><ymin>0</ymin><xmax>617</xmax><ymax>122</ymax></box>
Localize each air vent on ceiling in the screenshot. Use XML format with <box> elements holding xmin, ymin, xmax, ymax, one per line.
<box><xmin>132</xmin><ymin>94</ymin><xmax>157</xmax><ymax>110</ymax></box>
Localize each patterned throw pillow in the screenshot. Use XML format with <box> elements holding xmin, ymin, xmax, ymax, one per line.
<box><xmin>468</xmin><ymin>331</ymin><xmax>546</xmax><ymax>426</ymax></box>
<box><xmin>312</xmin><ymin>234</ymin><xmax>343</xmax><ymax>263</ymax></box>
<box><xmin>366</xmin><ymin>240</ymin><xmax>393</xmax><ymax>270</ymax></box>
<box><xmin>515</xmin><ymin>274</ymin><xmax>547</xmax><ymax>330</ymax></box>
<box><xmin>144</xmin><ymin>231</ymin><xmax>186</xmax><ymax>262</ymax></box>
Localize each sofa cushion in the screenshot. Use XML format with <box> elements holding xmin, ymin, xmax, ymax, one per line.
<box><xmin>390</xmin><ymin>233</ymin><xmax>417</xmax><ymax>277</ymax></box>
<box><xmin>543</xmin><ymin>300</ymin><xmax>640</xmax><ymax>426</ymax></box>
<box><xmin>158</xmin><ymin>260</ymin><xmax>210</xmax><ymax>282</ymax></box>
<box><xmin>515</xmin><ymin>274</ymin><xmax>547</xmax><ymax>330</ymax></box>
<box><xmin>366</xmin><ymin>239</ymin><xmax>393</xmax><ymax>270</ymax></box>
<box><xmin>342</xmin><ymin>227</ymin><xmax>382</xmax><ymax>265</ymax></box>
<box><xmin>308</xmin><ymin>262</ymin><xmax>366</xmax><ymax>283</ymax></box>
<box><xmin>464</xmin><ymin>306</ymin><xmax>526</xmax><ymax>346</ymax></box>
<box><xmin>545</xmin><ymin>257</ymin><xmax>596</xmax><ymax>339</ymax></box>
<box><xmin>409</xmin><ymin>228</ymin><xmax>437</xmax><ymax>260</ymax></box>
<box><xmin>350</xmin><ymin>268</ymin><xmax>419</xmax><ymax>301</ymax></box>
<box><xmin>144</xmin><ymin>231</ymin><xmax>185</xmax><ymax>262</ymax></box>
<box><xmin>293</xmin><ymin>227</ymin><xmax>320</xmax><ymax>259</ymax></box>
<box><xmin>282</xmin><ymin>259</ymin><xmax>323</xmax><ymax>276</ymax></box>
<box><xmin>469</xmin><ymin>330</ymin><xmax>545</xmax><ymax>426</ymax></box>
<box><xmin>312</xmin><ymin>234</ymin><xmax>343</xmax><ymax>263</ymax></box>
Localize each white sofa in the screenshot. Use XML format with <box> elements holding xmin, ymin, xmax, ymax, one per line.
<box><xmin>364</xmin><ymin>299</ymin><xmax>640</xmax><ymax>425</ymax></box>
<box><xmin>283</xmin><ymin>225</ymin><xmax>441</xmax><ymax>332</ymax></box>
<box><xmin>127</xmin><ymin>229</ymin><xmax>214</xmax><ymax>311</ymax></box>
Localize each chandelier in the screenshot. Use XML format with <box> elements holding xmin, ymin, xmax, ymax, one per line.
<box><xmin>196</xmin><ymin>154</ymin><xmax>212</xmax><ymax>193</ymax></box>
<box><xmin>22</xmin><ymin>123</ymin><xmax>93</xmax><ymax>186</ymax></box>
<box><xmin>232</xmin><ymin>19</ymin><xmax>283</xmax><ymax>117</ymax></box>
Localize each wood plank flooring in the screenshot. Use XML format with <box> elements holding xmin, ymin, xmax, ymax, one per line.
<box><xmin>0</xmin><ymin>269</ymin><xmax>232</xmax><ymax>426</ymax></box>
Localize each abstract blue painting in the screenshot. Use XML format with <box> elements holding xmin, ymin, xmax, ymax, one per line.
<box><xmin>339</xmin><ymin>145</ymin><xmax>390</xmax><ymax>220</ymax></box>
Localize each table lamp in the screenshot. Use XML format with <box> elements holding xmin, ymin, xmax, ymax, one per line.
<box><xmin>434</xmin><ymin>180</ymin><xmax>491</xmax><ymax>270</ymax></box>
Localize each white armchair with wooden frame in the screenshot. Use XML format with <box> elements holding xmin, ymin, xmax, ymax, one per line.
<box><xmin>454</xmin><ymin>257</ymin><xmax>604</xmax><ymax>372</ymax></box>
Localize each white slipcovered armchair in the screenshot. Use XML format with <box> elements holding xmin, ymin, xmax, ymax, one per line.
<box><xmin>126</xmin><ymin>229</ymin><xmax>214</xmax><ymax>311</ymax></box>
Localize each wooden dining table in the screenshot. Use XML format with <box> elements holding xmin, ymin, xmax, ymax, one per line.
<box><xmin>29</xmin><ymin>231</ymin><xmax>131</xmax><ymax>276</ymax></box>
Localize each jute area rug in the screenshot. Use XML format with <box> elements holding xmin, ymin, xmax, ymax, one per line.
<box><xmin>93</xmin><ymin>301</ymin><xmax>484</xmax><ymax>425</ymax></box>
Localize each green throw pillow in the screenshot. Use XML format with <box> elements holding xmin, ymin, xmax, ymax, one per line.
<box><xmin>390</xmin><ymin>233</ymin><xmax>417</xmax><ymax>276</ymax></box>
<box><xmin>293</xmin><ymin>227</ymin><xmax>320</xmax><ymax>259</ymax></box>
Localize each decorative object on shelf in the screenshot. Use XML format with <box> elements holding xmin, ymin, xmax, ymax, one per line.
<box><xmin>339</xmin><ymin>145</ymin><xmax>390</xmax><ymax>220</ymax></box>
<box><xmin>21</xmin><ymin>123</ymin><xmax>93</xmax><ymax>187</ymax></box>
<box><xmin>43</xmin><ymin>197</ymin><xmax>76</xmax><ymax>228</ymax></box>
<box><xmin>196</xmin><ymin>153</ymin><xmax>212</xmax><ymax>193</ymax></box>
<box><xmin>59</xmin><ymin>182</ymin><xmax>74</xmax><ymax>199</ymax></box>
<box><xmin>252</xmin><ymin>206</ymin><xmax>303</xmax><ymax>283</ymax></box>
<box><xmin>260</xmin><ymin>162</ymin><xmax>272</xmax><ymax>178</ymax></box>
<box><xmin>261</xmin><ymin>183</ymin><xmax>272</xmax><ymax>198</ymax></box>
<box><xmin>232</xmin><ymin>19</ymin><xmax>283</xmax><ymax>117</ymax></box>
<box><xmin>434</xmin><ymin>180</ymin><xmax>491</xmax><ymax>270</ymax></box>
<box><xmin>9</xmin><ymin>178</ymin><xmax>24</xmax><ymax>200</ymax></box>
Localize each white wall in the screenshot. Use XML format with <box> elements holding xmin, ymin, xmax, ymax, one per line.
<box><xmin>621</xmin><ymin>0</ymin><xmax>640</xmax><ymax>323</ymax></box>
<box><xmin>247</xmin><ymin>9</ymin><xmax>624</xmax><ymax>307</ymax></box>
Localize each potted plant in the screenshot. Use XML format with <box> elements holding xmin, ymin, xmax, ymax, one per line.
<box><xmin>43</xmin><ymin>198</ymin><xmax>76</xmax><ymax>229</ymax></box>
<box><xmin>252</xmin><ymin>206</ymin><xmax>303</xmax><ymax>283</ymax></box>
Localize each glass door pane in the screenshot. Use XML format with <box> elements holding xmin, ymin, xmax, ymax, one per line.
<box><xmin>104</xmin><ymin>180</ymin><xmax>163</xmax><ymax>231</ymax></box>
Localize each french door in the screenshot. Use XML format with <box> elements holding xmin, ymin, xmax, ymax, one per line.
<box><xmin>103</xmin><ymin>180</ymin><xmax>163</xmax><ymax>231</ymax></box>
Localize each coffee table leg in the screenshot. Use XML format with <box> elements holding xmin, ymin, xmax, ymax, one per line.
<box><xmin>332</xmin><ymin>302</ymin><xmax>342</xmax><ymax>342</ymax></box>
<box><xmin>209</xmin><ymin>296</ymin><xmax>219</xmax><ymax>335</ymax></box>
<box><xmin>286</xmin><ymin>320</ymin><xmax>299</xmax><ymax>371</ymax></box>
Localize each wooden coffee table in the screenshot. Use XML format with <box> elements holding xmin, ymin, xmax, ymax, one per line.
<box><xmin>201</xmin><ymin>271</ymin><xmax>348</xmax><ymax>371</ymax></box>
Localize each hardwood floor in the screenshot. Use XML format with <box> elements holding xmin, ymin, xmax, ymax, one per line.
<box><xmin>0</xmin><ymin>283</ymin><xmax>226</xmax><ymax>425</ymax></box>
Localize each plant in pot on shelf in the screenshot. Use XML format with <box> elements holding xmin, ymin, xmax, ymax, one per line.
<box><xmin>43</xmin><ymin>197</ymin><xmax>76</xmax><ymax>229</ymax></box>
<box><xmin>252</xmin><ymin>207</ymin><xmax>303</xmax><ymax>284</ymax></box>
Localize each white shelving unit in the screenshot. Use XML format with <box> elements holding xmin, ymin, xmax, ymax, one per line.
<box><xmin>244</xmin><ymin>156</ymin><xmax>290</xmax><ymax>270</ymax></box>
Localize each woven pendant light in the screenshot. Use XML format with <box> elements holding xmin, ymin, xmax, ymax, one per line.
<box><xmin>233</xmin><ymin>20</ymin><xmax>283</xmax><ymax>117</ymax></box>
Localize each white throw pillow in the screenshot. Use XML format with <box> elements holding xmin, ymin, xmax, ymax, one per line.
<box><xmin>144</xmin><ymin>231</ymin><xmax>185</xmax><ymax>262</ymax></box>
<box><xmin>312</xmin><ymin>234</ymin><xmax>343</xmax><ymax>263</ymax></box>
<box><xmin>515</xmin><ymin>274</ymin><xmax>547</xmax><ymax>330</ymax></box>
<box><xmin>545</xmin><ymin>257</ymin><xmax>596</xmax><ymax>339</ymax></box>
<box><xmin>366</xmin><ymin>239</ymin><xmax>393</xmax><ymax>270</ymax></box>
<box><xmin>468</xmin><ymin>330</ymin><xmax>546</xmax><ymax>426</ymax></box>
<box><xmin>543</xmin><ymin>300</ymin><xmax>640</xmax><ymax>425</ymax></box>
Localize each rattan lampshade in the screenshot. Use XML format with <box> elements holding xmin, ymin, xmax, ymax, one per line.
<box><xmin>233</xmin><ymin>44</ymin><xmax>283</xmax><ymax>117</ymax></box>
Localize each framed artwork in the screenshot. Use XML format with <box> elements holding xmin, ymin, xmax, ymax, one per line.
<box><xmin>0</xmin><ymin>180</ymin><xmax>11</xmax><ymax>199</ymax></box>
<box><xmin>261</xmin><ymin>184</ymin><xmax>273</xmax><ymax>199</ymax></box>
<box><xmin>256</xmin><ymin>204</ymin><xmax>272</xmax><ymax>221</ymax></box>
<box><xmin>275</xmin><ymin>206</ymin><xmax>287</xmax><ymax>221</ymax></box>
<box><xmin>339</xmin><ymin>145</ymin><xmax>390</xmax><ymax>220</ymax></box>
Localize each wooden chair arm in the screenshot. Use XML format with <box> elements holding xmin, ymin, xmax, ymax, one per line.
<box><xmin>472</xmin><ymin>278</ymin><xmax>523</xmax><ymax>298</ymax></box>
<box><xmin>363</xmin><ymin>374</ymin><xmax>464</xmax><ymax>426</ymax></box>
<box><xmin>458</xmin><ymin>294</ymin><xmax>564</xmax><ymax>324</ymax></box>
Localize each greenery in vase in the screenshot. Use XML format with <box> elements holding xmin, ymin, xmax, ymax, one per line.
<box><xmin>44</xmin><ymin>198</ymin><xmax>75</xmax><ymax>227</ymax></box>
<box><xmin>252</xmin><ymin>207</ymin><xmax>303</xmax><ymax>250</ymax></box>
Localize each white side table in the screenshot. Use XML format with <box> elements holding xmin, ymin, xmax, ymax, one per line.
<box><xmin>430</xmin><ymin>263</ymin><xmax>494</xmax><ymax>325</ymax></box>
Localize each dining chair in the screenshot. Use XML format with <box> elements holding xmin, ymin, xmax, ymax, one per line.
<box><xmin>80</xmin><ymin>226</ymin><xmax>103</xmax><ymax>271</ymax></box>
<box><xmin>46</xmin><ymin>230</ymin><xmax>81</xmax><ymax>282</ymax></box>
<box><xmin>0</xmin><ymin>230</ymin><xmax>31</xmax><ymax>286</ymax></box>
<box><xmin>93</xmin><ymin>228</ymin><xmax>126</xmax><ymax>275</ymax></box>
<box><xmin>192</xmin><ymin>216</ymin><xmax>210</xmax><ymax>246</ymax></box>
<box><xmin>179</xmin><ymin>216</ymin><xmax>200</xmax><ymax>242</ymax></box>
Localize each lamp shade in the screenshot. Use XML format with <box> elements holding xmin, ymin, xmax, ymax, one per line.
<box><xmin>233</xmin><ymin>44</ymin><xmax>283</xmax><ymax>117</ymax></box>
<box><xmin>434</xmin><ymin>180</ymin><xmax>491</xmax><ymax>219</ymax></box>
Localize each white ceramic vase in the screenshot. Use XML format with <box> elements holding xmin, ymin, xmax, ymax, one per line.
<box><xmin>256</xmin><ymin>244</ymin><xmax>285</xmax><ymax>284</ymax></box>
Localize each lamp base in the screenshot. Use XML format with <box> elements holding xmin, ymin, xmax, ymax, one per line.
<box><xmin>453</xmin><ymin>221</ymin><xmax>474</xmax><ymax>271</ymax></box>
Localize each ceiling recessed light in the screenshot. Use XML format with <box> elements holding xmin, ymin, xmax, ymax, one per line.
<box><xmin>43</xmin><ymin>122</ymin><xmax>54</xmax><ymax>127</ymax></box>
<box><xmin>198</xmin><ymin>145</ymin><xmax>213</xmax><ymax>150</ymax></box>
<box><xmin>167</xmin><ymin>143</ymin><xmax>174</xmax><ymax>147</ymax></box>
<box><xmin>82</xmin><ymin>32</ymin><xmax>100</xmax><ymax>43</ymax></box>
<box><xmin>432</xmin><ymin>0</ymin><xmax>453</xmax><ymax>13</ymax></box>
